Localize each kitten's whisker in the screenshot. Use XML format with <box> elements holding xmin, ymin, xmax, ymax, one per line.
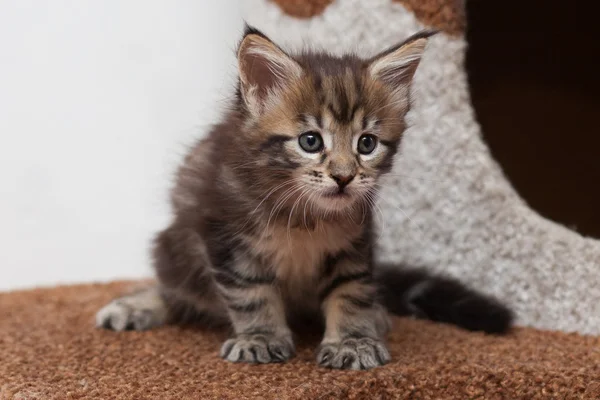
<box><xmin>232</xmin><ymin>178</ymin><xmax>297</xmax><ymax>237</ymax></box>
<box><xmin>274</xmin><ymin>186</ymin><xmax>305</xmax><ymax>246</ymax></box>
<box><xmin>230</xmin><ymin>160</ymin><xmax>260</xmax><ymax>171</ymax></box>
<box><xmin>310</xmin><ymin>193</ymin><xmax>320</xmax><ymax>230</ymax></box>
<box><xmin>286</xmin><ymin>185</ymin><xmax>310</xmax><ymax>245</ymax></box>
<box><xmin>364</xmin><ymin>191</ymin><xmax>386</xmax><ymax>241</ymax></box>
<box><xmin>370</xmin><ymin>97</ymin><xmax>411</xmax><ymax>114</ymax></box>
<box><xmin>258</xmin><ymin>183</ymin><xmax>300</xmax><ymax>245</ymax></box>
<box><xmin>266</xmin><ymin>183</ymin><xmax>303</xmax><ymax>234</ymax></box>
<box><xmin>253</xmin><ymin>179</ymin><xmax>297</xmax><ymax>212</ymax></box>
<box><xmin>372</xmin><ymin>188</ymin><xmax>416</xmax><ymax>226</ymax></box>
<box><xmin>275</xmin><ymin>185</ymin><xmax>304</xmax><ymax>222</ymax></box>
<box><xmin>345</xmin><ymin>201</ymin><xmax>357</xmax><ymax>225</ymax></box>
<box><xmin>302</xmin><ymin>190</ymin><xmax>317</xmax><ymax>237</ymax></box>
<box><xmin>359</xmin><ymin>197</ymin><xmax>367</xmax><ymax>225</ymax></box>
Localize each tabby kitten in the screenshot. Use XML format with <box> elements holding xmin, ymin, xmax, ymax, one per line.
<box><xmin>96</xmin><ymin>26</ymin><xmax>512</xmax><ymax>370</ymax></box>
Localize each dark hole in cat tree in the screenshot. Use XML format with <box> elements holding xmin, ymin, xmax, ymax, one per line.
<box><xmin>466</xmin><ymin>1</ymin><xmax>600</xmax><ymax>238</ymax></box>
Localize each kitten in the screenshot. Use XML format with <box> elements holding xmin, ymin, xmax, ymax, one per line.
<box><xmin>96</xmin><ymin>26</ymin><xmax>512</xmax><ymax>370</ymax></box>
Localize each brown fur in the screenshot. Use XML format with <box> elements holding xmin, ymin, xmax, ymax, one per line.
<box><xmin>96</xmin><ymin>27</ymin><xmax>433</xmax><ymax>370</ymax></box>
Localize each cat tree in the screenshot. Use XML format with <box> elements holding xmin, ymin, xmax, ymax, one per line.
<box><xmin>243</xmin><ymin>0</ymin><xmax>600</xmax><ymax>334</ymax></box>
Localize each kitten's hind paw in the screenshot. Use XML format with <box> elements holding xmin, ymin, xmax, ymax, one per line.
<box><xmin>317</xmin><ymin>336</ymin><xmax>391</xmax><ymax>370</ymax></box>
<box><xmin>220</xmin><ymin>332</ymin><xmax>295</xmax><ymax>364</ymax></box>
<box><xmin>95</xmin><ymin>288</ymin><xmax>167</xmax><ymax>331</ymax></box>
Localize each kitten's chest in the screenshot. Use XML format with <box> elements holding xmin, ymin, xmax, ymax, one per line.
<box><xmin>251</xmin><ymin>220</ymin><xmax>361</xmax><ymax>287</ymax></box>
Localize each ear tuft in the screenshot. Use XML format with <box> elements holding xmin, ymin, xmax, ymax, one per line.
<box><xmin>237</xmin><ymin>28</ymin><xmax>302</xmax><ymax>115</ymax></box>
<box><xmin>242</xmin><ymin>23</ymin><xmax>267</xmax><ymax>40</ymax></box>
<box><xmin>368</xmin><ymin>30</ymin><xmax>436</xmax><ymax>89</ymax></box>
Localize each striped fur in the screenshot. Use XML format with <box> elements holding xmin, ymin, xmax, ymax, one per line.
<box><xmin>96</xmin><ymin>26</ymin><xmax>512</xmax><ymax>370</ymax></box>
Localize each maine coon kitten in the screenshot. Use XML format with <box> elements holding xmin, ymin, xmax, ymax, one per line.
<box><xmin>96</xmin><ymin>26</ymin><xmax>512</xmax><ymax>370</ymax></box>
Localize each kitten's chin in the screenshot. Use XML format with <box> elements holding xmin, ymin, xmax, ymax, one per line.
<box><xmin>314</xmin><ymin>192</ymin><xmax>357</xmax><ymax>213</ymax></box>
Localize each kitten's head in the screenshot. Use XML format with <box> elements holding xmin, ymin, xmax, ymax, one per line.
<box><xmin>234</xmin><ymin>26</ymin><xmax>432</xmax><ymax>214</ymax></box>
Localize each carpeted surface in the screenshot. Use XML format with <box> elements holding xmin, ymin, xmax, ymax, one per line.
<box><xmin>2</xmin><ymin>282</ymin><xmax>600</xmax><ymax>399</ymax></box>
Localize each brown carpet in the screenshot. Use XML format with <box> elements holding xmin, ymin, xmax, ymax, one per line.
<box><xmin>2</xmin><ymin>282</ymin><xmax>600</xmax><ymax>399</ymax></box>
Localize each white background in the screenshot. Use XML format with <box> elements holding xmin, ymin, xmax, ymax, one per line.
<box><xmin>0</xmin><ymin>1</ymin><xmax>243</xmax><ymax>290</ymax></box>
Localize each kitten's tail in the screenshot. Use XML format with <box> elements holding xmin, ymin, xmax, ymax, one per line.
<box><xmin>374</xmin><ymin>264</ymin><xmax>513</xmax><ymax>334</ymax></box>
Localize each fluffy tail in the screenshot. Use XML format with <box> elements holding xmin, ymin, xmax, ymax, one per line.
<box><xmin>375</xmin><ymin>264</ymin><xmax>513</xmax><ymax>334</ymax></box>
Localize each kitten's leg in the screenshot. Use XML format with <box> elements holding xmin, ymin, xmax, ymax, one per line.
<box><xmin>214</xmin><ymin>254</ymin><xmax>294</xmax><ymax>364</ymax></box>
<box><xmin>316</xmin><ymin>256</ymin><xmax>391</xmax><ymax>370</ymax></box>
<box><xmin>152</xmin><ymin>223</ymin><xmax>228</xmax><ymax>324</ymax></box>
<box><xmin>96</xmin><ymin>223</ymin><xmax>227</xmax><ymax>331</ymax></box>
<box><xmin>95</xmin><ymin>284</ymin><xmax>229</xmax><ymax>331</ymax></box>
<box><xmin>96</xmin><ymin>286</ymin><xmax>168</xmax><ymax>331</ymax></box>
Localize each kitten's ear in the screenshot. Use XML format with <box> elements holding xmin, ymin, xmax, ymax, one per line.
<box><xmin>237</xmin><ymin>25</ymin><xmax>302</xmax><ymax>115</ymax></box>
<box><xmin>367</xmin><ymin>31</ymin><xmax>436</xmax><ymax>90</ymax></box>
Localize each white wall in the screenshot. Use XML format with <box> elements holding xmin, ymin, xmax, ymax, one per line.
<box><xmin>0</xmin><ymin>1</ymin><xmax>243</xmax><ymax>290</ymax></box>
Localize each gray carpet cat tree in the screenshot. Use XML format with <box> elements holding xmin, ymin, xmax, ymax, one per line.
<box><xmin>243</xmin><ymin>0</ymin><xmax>600</xmax><ymax>334</ymax></box>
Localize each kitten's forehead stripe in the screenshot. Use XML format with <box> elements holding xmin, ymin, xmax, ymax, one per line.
<box><xmin>320</xmin><ymin>73</ymin><xmax>363</xmax><ymax>125</ymax></box>
<box><xmin>313</xmin><ymin>73</ymin><xmax>322</xmax><ymax>92</ymax></box>
<box><xmin>315</xmin><ymin>113</ymin><xmax>323</xmax><ymax>129</ymax></box>
<box><xmin>327</xmin><ymin>103</ymin><xmax>343</xmax><ymax>123</ymax></box>
<box><xmin>349</xmin><ymin>104</ymin><xmax>360</xmax><ymax>125</ymax></box>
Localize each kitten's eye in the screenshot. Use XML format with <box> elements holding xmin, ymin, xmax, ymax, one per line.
<box><xmin>298</xmin><ymin>131</ymin><xmax>324</xmax><ymax>153</ymax></box>
<box><xmin>357</xmin><ymin>134</ymin><xmax>377</xmax><ymax>155</ymax></box>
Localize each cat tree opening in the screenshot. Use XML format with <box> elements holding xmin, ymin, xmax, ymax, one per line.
<box><xmin>466</xmin><ymin>1</ymin><xmax>600</xmax><ymax>238</ymax></box>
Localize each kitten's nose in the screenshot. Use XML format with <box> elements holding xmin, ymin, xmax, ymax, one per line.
<box><xmin>330</xmin><ymin>174</ymin><xmax>355</xmax><ymax>190</ymax></box>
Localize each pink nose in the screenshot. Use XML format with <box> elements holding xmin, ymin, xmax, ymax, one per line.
<box><xmin>330</xmin><ymin>174</ymin><xmax>355</xmax><ymax>189</ymax></box>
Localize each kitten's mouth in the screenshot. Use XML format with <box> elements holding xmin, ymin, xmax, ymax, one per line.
<box><xmin>323</xmin><ymin>190</ymin><xmax>350</xmax><ymax>198</ymax></box>
<box><xmin>315</xmin><ymin>189</ymin><xmax>356</xmax><ymax>211</ymax></box>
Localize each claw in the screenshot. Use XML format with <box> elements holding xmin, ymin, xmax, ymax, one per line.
<box><xmin>316</xmin><ymin>337</ymin><xmax>390</xmax><ymax>370</ymax></box>
<box><xmin>220</xmin><ymin>333</ymin><xmax>294</xmax><ymax>364</ymax></box>
<box><xmin>342</xmin><ymin>354</ymin><xmax>355</xmax><ymax>369</ymax></box>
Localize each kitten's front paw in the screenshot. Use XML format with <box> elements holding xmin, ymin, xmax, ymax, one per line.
<box><xmin>317</xmin><ymin>336</ymin><xmax>391</xmax><ymax>370</ymax></box>
<box><xmin>220</xmin><ymin>332</ymin><xmax>295</xmax><ymax>364</ymax></box>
